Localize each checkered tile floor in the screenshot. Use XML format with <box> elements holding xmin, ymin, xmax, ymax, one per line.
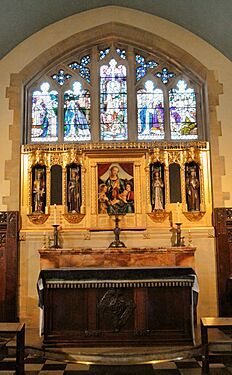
<box><xmin>1</xmin><ymin>352</ymin><xmax>232</xmax><ymax>375</ymax></box>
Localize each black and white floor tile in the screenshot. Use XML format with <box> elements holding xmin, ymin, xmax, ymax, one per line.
<box><xmin>1</xmin><ymin>353</ymin><xmax>232</xmax><ymax>375</ymax></box>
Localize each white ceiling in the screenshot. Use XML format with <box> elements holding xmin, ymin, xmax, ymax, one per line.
<box><xmin>1</xmin><ymin>0</ymin><xmax>232</xmax><ymax>61</ymax></box>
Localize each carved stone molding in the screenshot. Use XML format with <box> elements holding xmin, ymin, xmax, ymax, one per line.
<box><xmin>148</xmin><ymin>210</ymin><xmax>170</xmax><ymax>223</ymax></box>
<box><xmin>183</xmin><ymin>211</ymin><xmax>205</xmax><ymax>222</ymax></box>
<box><xmin>27</xmin><ymin>214</ymin><xmax>50</xmax><ymax>225</ymax></box>
<box><xmin>63</xmin><ymin>213</ymin><xmax>85</xmax><ymax>224</ymax></box>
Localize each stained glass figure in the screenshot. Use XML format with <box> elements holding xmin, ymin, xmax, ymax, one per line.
<box><xmin>116</xmin><ymin>48</ymin><xmax>126</xmax><ymax>59</ymax></box>
<box><xmin>64</xmin><ymin>81</ymin><xmax>91</xmax><ymax>142</ymax></box>
<box><xmin>137</xmin><ymin>80</ymin><xmax>165</xmax><ymax>140</ymax></box>
<box><xmin>51</xmin><ymin>69</ymin><xmax>72</xmax><ymax>86</ymax></box>
<box><xmin>31</xmin><ymin>82</ymin><xmax>58</xmax><ymax>142</ymax></box>
<box><xmin>100</xmin><ymin>58</ymin><xmax>127</xmax><ymax>140</ymax></box>
<box><xmin>68</xmin><ymin>55</ymin><xmax>91</xmax><ymax>83</ymax></box>
<box><xmin>155</xmin><ymin>67</ymin><xmax>175</xmax><ymax>84</ymax></box>
<box><xmin>169</xmin><ymin>80</ymin><xmax>198</xmax><ymax>140</ymax></box>
<box><xmin>99</xmin><ymin>48</ymin><xmax>110</xmax><ymax>60</ymax></box>
<box><xmin>136</xmin><ymin>54</ymin><xmax>158</xmax><ymax>81</ymax></box>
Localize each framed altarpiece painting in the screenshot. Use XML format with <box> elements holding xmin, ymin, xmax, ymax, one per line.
<box><xmin>85</xmin><ymin>151</ymin><xmax>147</xmax><ymax>230</ymax></box>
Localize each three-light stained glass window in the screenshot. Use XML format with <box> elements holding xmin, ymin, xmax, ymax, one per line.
<box><xmin>64</xmin><ymin>82</ymin><xmax>91</xmax><ymax>142</ymax></box>
<box><xmin>137</xmin><ymin>80</ymin><xmax>164</xmax><ymax>140</ymax></box>
<box><xmin>169</xmin><ymin>80</ymin><xmax>198</xmax><ymax>140</ymax></box>
<box><xmin>31</xmin><ymin>82</ymin><xmax>58</xmax><ymax>143</ymax></box>
<box><xmin>100</xmin><ymin>58</ymin><xmax>128</xmax><ymax>141</ymax></box>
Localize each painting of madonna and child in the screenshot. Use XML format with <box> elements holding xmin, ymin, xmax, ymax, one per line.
<box><xmin>98</xmin><ymin>163</ymin><xmax>134</xmax><ymax>215</ymax></box>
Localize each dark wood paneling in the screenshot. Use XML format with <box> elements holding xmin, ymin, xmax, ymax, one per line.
<box><xmin>41</xmin><ymin>268</ymin><xmax>195</xmax><ymax>346</ymax></box>
<box><xmin>0</xmin><ymin>212</ymin><xmax>18</xmax><ymax>322</ymax></box>
<box><xmin>214</xmin><ymin>208</ymin><xmax>232</xmax><ymax>316</ymax></box>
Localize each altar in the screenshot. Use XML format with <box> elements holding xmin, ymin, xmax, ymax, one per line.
<box><xmin>38</xmin><ymin>266</ymin><xmax>197</xmax><ymax>347</ymax></box>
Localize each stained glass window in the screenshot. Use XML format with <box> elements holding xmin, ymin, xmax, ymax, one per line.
<box><xmin>169</xmin><ymin>80</ymin><xmax>198</xmax><ymax>140</ymax></box>
<box><xmin>64</xmin><ymin>82</ymin><xmax>91</xmax><ymax>142</ymax></box>
<box><xmin>28</xmin><ymin>44</ymin><xmax>203</xmax><ymax>145</ymax></box>
<box><xmin>51</xmin><ymin>69</ymin><xmax>72</xmax><ymax>86</ymax></box>
<box><xmin>155</xmin><ymin>67</ymin><xmax>175</xmax><ymax>84</ymax></box>
<box><xmin>68</xmin><ymin>55</ymin><xmax>91</xmax><ymax>83</ymax></box>
<box><xmin>100</xmin><ymin>58</ymin><xmax>128</xmax><ymax>140</ymax></box>
<box><xmin>135</xmin><ymin>54</ymin><xmax>158</xmax><ymax>81</ymax></box>
<box><xmin>137</xmin><ymin>80</ymin><xmax>165</xmax><ymax>140</ymax></box>
<box><xmin>116</xmin><ymin>48</ymin><xmax>126</xmax><ymax>60</ymax></box>
<box><xmin>31</xmin><ymin>82</ymin><xmax>58</xmax><ymax>142</ymax></box>
<box><xmin>99</xmin><ymin>48</ymin><xmax>110</xmax><ymax>60</ymax></box>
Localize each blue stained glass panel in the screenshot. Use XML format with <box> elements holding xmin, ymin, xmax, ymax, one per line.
<box><xmin>31</xmin><ymin>82</ymin><xmax>58</xmax><ymax>142</ymax></box>
<box><xmin>68</xmin><ymin>55</ymin><xmax>91</xmax><ymax>83</ymax></box>
<box><xmin>169</xmin><ymin>80</ymin><xmax>198</xmax><ymax>140</ymax></box>
<box><xmin>80</xmin><ymin>55</ymin><xmax>90</xmax><ymax>65</ymax></box>
<box><xmin>116</xmin><ymin>48</ymin><xmax>126</xmax><ymax>59</ymax></box>
<box><xmin>99</xmin><ymin>48</ymin><xmax>110</xmax><ymax>60</ymax></box>
<box><xmin>136</xmin><ymin>66</ymin><xmax>147</xmax><ymax>81</ymax></box>
<box><xmin>69</xmin><ymin>62</ymin><xmax>79</xmax><ymax>70</ymax></box>
<box><xmin>137</xmin><ymin>80</ymin><xmax>165</xmax><ymax>140</ymax></box>
<box><xmin>136</xmin><ymin>54</ymin><xmax>145</xmax><ymax>64</ymax></box>
<box><xmin>155</xmin><ymin>67</ymin><xmax>175</xmax><ymax>84</ymax></box>
<box><xmin>135</xmin><ymin>54</ymin><xmax>158</xmax><ymax>81</ymax></box>
<box><xmin>100</xmin><ymin>58</ymin><xmax>128</xmax><ymax>140</ymax></box>
<box><xmin>146</xmin><ymin>61</ymin><xmax>157</xmax><ymax>69</ymax></box>
<box><xmin>51</xmin><ymin>69</ymin><xmax>72</xmax><ymax>86</ymax></box>
<box><xmin>64</xmin><ymin>82</ymin><xmax>91</xmax><ymax>142</ymax></box>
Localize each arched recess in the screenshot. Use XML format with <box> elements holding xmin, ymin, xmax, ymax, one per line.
<box><xmin>4</xmin><ymin>22</ymin><xmax>223</xmax><ymax>211</ymax></box>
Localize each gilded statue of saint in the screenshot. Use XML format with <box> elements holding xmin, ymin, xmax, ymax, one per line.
<box><xmin>68</xmin><ymin>169</ymin><xmax>81</xmax><ymax>213</ymax></box>
<box><xmin>152</xmin><ymin>169</ymin><xmax>164</xmax><ymax>210</ymax></box>
<box><xmin>33</xmin><ymin>170</ymin><xmax>45</xmax><ymax>213</ymax></box>
<box><xmin>186</xmin><ymin>168</ymin><xmax>200</xmax><ymax>211</ymax></box>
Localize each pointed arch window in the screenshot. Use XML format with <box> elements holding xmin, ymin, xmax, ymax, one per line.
<box><xmin>100</xmin><ymin>58</ymin><xmax>128</xmax><ymax>141</ymax></box>
<box><xmin>26</xmin><ymin>43</ymin><xmax>206</xmax><ymax>144</ymax></box>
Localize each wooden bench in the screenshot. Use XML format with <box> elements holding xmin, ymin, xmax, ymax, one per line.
<box><xmin>201</xmin><ymin>317</ymin><xmax>232</xmax><ymax>375</ymax></box>
<box><xmin>0</xmin><ymin>322</ymin><xmax>25</xmax><ymax>375</ymax></box>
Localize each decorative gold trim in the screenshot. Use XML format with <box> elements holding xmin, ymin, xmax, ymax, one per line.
<box><xmin>27</xmin><ymin>213</ymin><xmax>49</xmax><ymax>224</ymax></box>
<box><xmin>148</xmin><ymin>211</ymin><xmax>170</xmax><ymax>223</ymax></box>
<box><xmin>63</xmin><ymin>213</ymin><xmax>85</xmax><ymax>224</ymax></box>
<box><xmin>22</xmin><ymin>141</ymin><xmax>209</xmax><ymax>154</ymax></box>
<box><xmin>183</xmin><ymin>211</ymin><xmax>206</xmax><ymax>222</ymax></box>
<box><xmin>46</xmin><ymin>279</ymin><xmax>194</xmax><ymax>289</ymax></box>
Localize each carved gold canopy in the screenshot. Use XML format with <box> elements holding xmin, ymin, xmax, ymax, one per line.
<box><xmin>21</xmin><ymin>141</ymin><xmax>211</xmax><ymax>230</ymax></box>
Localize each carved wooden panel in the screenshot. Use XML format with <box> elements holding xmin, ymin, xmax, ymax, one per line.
<box><xmin>41</xmin><ymin>268</ymin><xmax>195</xmax><ymax>346</ymax></box>
<box><xmin>0</xmin><ymin>211</ymin><xmax>18</xmax><ymax>322</ymax></box>
<box><xmin>214</xmin><ymin>208</ymin><xmax>232</xmax><ymax>316</ymax></box>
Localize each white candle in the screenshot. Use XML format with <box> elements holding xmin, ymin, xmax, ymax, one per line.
<box><xmin>177</xmin><ymin>202</ymin><xmax>181</xmax><ymax>223</ymax></box>
<box><xmin>54</xmin><ymin>204</ymin><xmax>57</xmax><ymax>225</ymax></box>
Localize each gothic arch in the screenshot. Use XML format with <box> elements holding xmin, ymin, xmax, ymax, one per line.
<box><xmin>5</xmin><ymin>22</ymin><xmax>223</xmax><ymax>210</ymax></box>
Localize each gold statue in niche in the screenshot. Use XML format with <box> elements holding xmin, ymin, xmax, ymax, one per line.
<box><xmin>151</xmin><ymin>164</ymin><xmax>165</xmax><ymax>211</ymax></box>
<box><xmin>185</xmin><ymin>164</ymin><xmax>200</xmax><ymax>211</ymax></box>
<box><xmin>67</xmin><ymin>165</ymin><xmax>81</xmax><ymax>213</ymax></box>
<box><xmin>33</xmin><ymin>167</ymin><xmax>46</xmax><ymax>213</ymax></box>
